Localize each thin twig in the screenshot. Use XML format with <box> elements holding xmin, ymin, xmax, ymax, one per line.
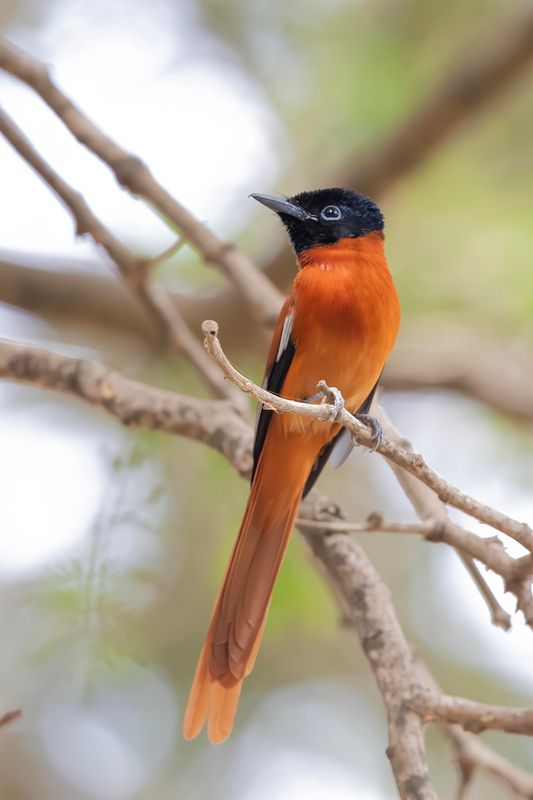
<box><xmin>413</xmin><ymin>690</ymin><xmax>533</xmax><ymax>736</ymax></box>
<box><xmin>0</xmin><ymin>38</ymin><xmax>283</xmax><ymax>328</ymax></box>
<box><xmin>0</xmin><ymin>106</ymin><xmax>243</xmax><ymax>408</ymax></box>
<box><xmin>446</xmin><ymin>724</ymin><xmax>533</xmax><ymax>799</ymax></box>
<box><xmin>455</xmin><ymin>552</ymin><xmax>512</xmax><ymax>631</ymax></box>
<box><xmin>379</xmin><ymin>410</ymin><xmax>532</xmax><ymax>629</ymax></box>
<box><xmin>299</xmin><ymin>512</ymin><xmax>514</xmax><ymax>630</ymax></box>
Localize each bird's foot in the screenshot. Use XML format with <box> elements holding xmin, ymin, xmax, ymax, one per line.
<box><xmin>353</xmin><ymin>413</ymin><xmax>383</xmax><ymax>452</ymax></box>
<box><xmin>315</xmin><ymin>380</ymin><xmax>345</xmax><ymax>421</ymax></box>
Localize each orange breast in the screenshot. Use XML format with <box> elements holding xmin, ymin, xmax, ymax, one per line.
<box><xmin>280</xmin><ymin>234</ymin><xmax>400</xmax><ymax>438</ymax></box>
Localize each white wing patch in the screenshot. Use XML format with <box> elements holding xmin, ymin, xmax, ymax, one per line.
<box><xmin>276</xmin><ymin>312</ymin><xmax>294</xmax><ymax>362</ymax></box>
<box><xmin>330</xmin><ymin>429</ymin><xmax>355</xmax><ymax>469</ymax></box>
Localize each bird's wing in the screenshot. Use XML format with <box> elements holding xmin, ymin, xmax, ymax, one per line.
<box><xmin>302</xmin><ymin>377</ymin><xmax>380</xmax><ymax>497</ymax></box>
<box><xmin>251</xmin><ymin>297</ymin><xmax>295</xmax><ymax>481</ymax></box>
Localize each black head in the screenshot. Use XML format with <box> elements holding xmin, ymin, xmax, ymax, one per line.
<box><xmin>251</xmin><ymin>188</ymin><xmax>384</xmax><ymax>254</ymax></box>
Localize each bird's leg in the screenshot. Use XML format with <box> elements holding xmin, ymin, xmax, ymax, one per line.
<box><xmin>353</xmin><ymin>413</ymin><xmax>383</xmax><ymax>452</ymax></box>
<box><xmin>304</xmin><ymin>391</ymin><xmax>323</xmax><ymax>403</ymax></box>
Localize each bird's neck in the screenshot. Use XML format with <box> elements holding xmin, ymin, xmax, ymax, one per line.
<box><xmin>296</xmin><ymin>232</ymin><xmax>386</xmax><ymax>271</ymax></box>
<box><xmin>292</xmin><ymin>231</ymin><xmax>398</xmax><ymax>326</ymax></box>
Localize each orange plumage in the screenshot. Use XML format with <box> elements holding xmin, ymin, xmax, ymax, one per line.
<box><xmin>183</xmin><ymin>190</ymin><xmax>400</xmax><ymax>743</ymax></box>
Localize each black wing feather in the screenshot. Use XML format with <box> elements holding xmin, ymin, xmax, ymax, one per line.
<box><xmin>251</xmin><ymin>338</ymin><xmax>296</xmax><ymax>482</ymax></box>
<box><xmin>302</xmin><ymin>377</ymin><xmax>380</xmax><ymax>497</ymax></box>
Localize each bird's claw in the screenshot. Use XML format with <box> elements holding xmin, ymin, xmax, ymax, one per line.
<box><xmin>353</xmin><ymin>413</ymin><xmax>383</xmax><ymax>452</ymax></box>
<box><xmin>314</xmin><ymin>381</ymin><xmax>344</xmax><ymax>421</ymax></box>
<box><xmin>325</xmin><ymin>386</ymin><xmax>344</xmax><ymax>421</ymax></box>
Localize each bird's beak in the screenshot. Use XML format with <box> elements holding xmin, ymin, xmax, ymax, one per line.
<box><xmin>250</xmin><ymin>193</ymin><xmax>311</xmax><ymax>221</ymax></box>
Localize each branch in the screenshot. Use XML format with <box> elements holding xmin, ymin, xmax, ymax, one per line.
<box><xmin>414</xmin><ymin>691</ymin><xmax>533</xmax><ymax>736</ymax></box>
<box><xmin>0</xmin><ymin>338</ymin><xmax>253</xmax><ymax>476</ymax></box>
<box><xmin>299</xmin><ymin>512</ymin><xmax>513</xmax><ymax>631</ymax></box>
<box><xmin>455</xmin><ymin>552</ymin><xmax>512</xmax><ymax>632</ymax></box>
<box><xmin>298</xmin><ymin>512</ymin><xmax>512</xmax><ymax>631</ymax></box>
<box><xmin>416</xmin><ymin>664</ymin><xmax>533</xmax><ymax>799</ymax></box>
<box><xmin>298</xmin><ymin>495</ymin><xmax>437</xmax><ymax>798</ymax></box>
<box><xmin>0</xmin><ymin>38</ymin><xmax>283</xmax><ymax>329</ymax></box>
<box><xmin>202</xmin><ymin>319</ymin><xmax>533</xmax><ymax>555</ymax></box>
<box><xmin>378</xmin><ymin>410</ymin><xmax>533</xmax><ymax>628</ymax></box>
<box><xmin>0</xmin><ymin>107</ymin><xmax>247</xmax><ymax>409</ymax></box>
<box><xmin>446</xmin><ymin>724</ymin><xmax>533</xmax><ymax>799</ymax></box>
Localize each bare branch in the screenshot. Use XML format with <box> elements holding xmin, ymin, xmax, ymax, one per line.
<box><xmin>297</xmin><ymin>513</ymin><xmax>438</xmax><ymax>536</ymax></box>
<box><xmin>446</xmin><ymin>725</ymin><xmax>533</xmax><ymax>799</ymax></box>
<box><xmin>299</xmin><ymin>512</ymin><xmax>514</xmax><ymax>630</ymax></box>
<box><xmin>298</xmin><ymin>495</ymin><xmax>437</xmax><ymax>799</ymax></box>
<box><xmin>455</xmin><ymin>552</ymin><xmax>512</xmax><ymax>632</ymax></box>
<box><xmin>202</xmin><ymin>319</ymin><xmax>533</xmax><ymax>554</ymax></box>
<box><xmin>0</xmin><ymin>338</ymin><xmax>253</xmax><ymax>476</ymax></box>
<box><xmin>414</xmin><ymin>690</ymin><xmax>533</xmax><ymax>736</ymax></box>
<box><xmin>0</xmin><ymin>38</ymin><xmax>283</xmax><ymax>328</ymax></box>
<box><xmin>0</xmin><ymin>106</ymin><xmax>243</xmax><ymax>408</ymax></box>
<box><xmin>298</xmin><ymin>512</ymin><xmax>518</xmax><ymax>630</ymax></box>
<box><xmin>379</xmin><ymin>411</ymin><xmax>533</xmax><ymax>628</ymax></box>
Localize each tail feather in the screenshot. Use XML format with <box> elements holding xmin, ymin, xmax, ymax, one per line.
<box><xmin>183</xmin><ymin>427</ymin><xmax>318</xmax><ymax>743</ymax></box>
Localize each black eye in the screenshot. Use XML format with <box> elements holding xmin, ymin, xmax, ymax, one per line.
<box><xmin>320</xmin><ymin>205</ymin><xmax>342</xmax><ymax>221</ymax></box>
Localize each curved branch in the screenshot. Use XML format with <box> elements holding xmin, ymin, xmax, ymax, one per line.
<box><xmin>0</xmin><ymin>107</ymin><xmax>246</xmax><ymax>408</ymax></box>
<box><xmin>202</xmin><ymin>319</ymin><xmax>533</xmax><ymax>554</ymax></box>
<box><xmin>0</xmin><ymin>338</ymin><xmax>253</xmax><ymax>476</ymax></box>
<box><xmin>0</xmin><ymin>38</ymin><xmax>283</xmax><ymax>328</ymax></box>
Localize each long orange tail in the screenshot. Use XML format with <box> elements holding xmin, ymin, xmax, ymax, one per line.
<box><xmin>183</xmin><ymin>426</ymin><xmax>317</xmax><ymax>743</ymax></box>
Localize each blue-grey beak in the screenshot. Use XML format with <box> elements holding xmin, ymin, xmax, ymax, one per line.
<box><xmin>250</xmin><ymin>193</ymin><xmax>311</xmax><ymax>221</ymax></box>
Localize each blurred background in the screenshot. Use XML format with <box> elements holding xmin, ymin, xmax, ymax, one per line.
<box><xmin>1</xmin><ymin>0</ymin><xmax>533</xmax><ymax>797</ymax></box>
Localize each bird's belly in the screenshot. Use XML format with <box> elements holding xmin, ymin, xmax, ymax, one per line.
<box><xmin>280</xmin><ymin>325</ymin><xmax>386</xmax><ymax>439</ymax></box>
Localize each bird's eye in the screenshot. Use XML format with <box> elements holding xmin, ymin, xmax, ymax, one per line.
<box><xmin>320</xmin><ymin>205</ymin><xmax>342</xmax><ymax>221</ymax></box>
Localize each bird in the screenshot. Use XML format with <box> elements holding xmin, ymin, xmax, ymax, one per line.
<box><xmin>183</xmin><ymin>187</ymin><xmax>401</xmax><ymax>744</ymax></box>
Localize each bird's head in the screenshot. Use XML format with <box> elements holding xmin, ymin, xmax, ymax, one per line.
<box><xmin>251</xmin><ymin>187</ymin><xmax>384</xmax><ymax>255</ymax></box>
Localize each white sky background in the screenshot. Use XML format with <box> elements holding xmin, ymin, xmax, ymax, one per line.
<box><xmin>1</xmin><ymin>2</ymin><xmax>533</xmax><ymax>797</ymax></box>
